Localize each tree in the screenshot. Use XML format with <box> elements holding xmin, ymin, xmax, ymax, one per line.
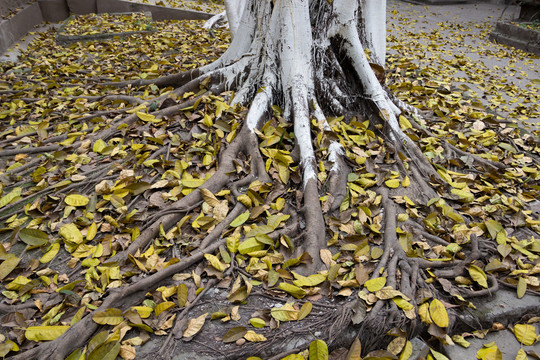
<box><xmin>2</xmin><ymin>1</ymin><xmax>538</xmax><ymax>359</ymax></box>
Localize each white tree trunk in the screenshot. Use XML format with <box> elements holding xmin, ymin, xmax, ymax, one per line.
<box><xmin>363</xmin><ymin>0</ymin><xmax>387</xmax><ymax>66</ymax></box>
<box><xmin>224</xmin><ymin>0</ymin><xmax>247</xmax><ymax>39</ymax></box>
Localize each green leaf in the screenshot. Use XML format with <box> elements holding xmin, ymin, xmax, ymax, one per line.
<box><xmin>250</xmin><ymin>318</ymin><xmax>266</xmax><ymax>328</ymax></box>
<box><xmin>19</xmin><ymin>228</ymin><xmax>49</xmax><ymax>246</ymax></box>
<box><xmin>230</xmin><ymin>211</ymin><xmax>250</xmax><ymax>227</ymax></box>
<box><xmin>238</xmin><ymin>237</ymin><xmax>265</xmax><ymax>255</ymax></box>
<box><xmin>223</xmin><ymin>326</ymin><xmax>247</xmax><ymax>343</ymax></box>
<box><xmin>365</xmin><ymin>277</ymin><xmax>387</xmax><ymax>292</ymax></box>
<box><xmin>278</xmin><ymin>283</ymin><xmax>307</xmax><ymax>299</ymax></box>
<box><xmin>309</xmin><ymin>339</ymin><xmax>328</xmax><ymax>360</ymax></box>
<box><xmin>87</xmin><ymin>342</ymin><xmax>121</xmax><ymax>360</ymax></box>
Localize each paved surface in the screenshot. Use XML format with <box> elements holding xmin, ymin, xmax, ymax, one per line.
<box><xmin>387</xmin><ymin>1</ymin><xmax>540</xmax><ymax>125</ymax></box>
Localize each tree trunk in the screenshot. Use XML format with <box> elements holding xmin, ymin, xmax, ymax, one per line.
<box><xmin>9</xmin><ymin>1</ymin><xmax>522</xmax><ymax>359</ymax></box>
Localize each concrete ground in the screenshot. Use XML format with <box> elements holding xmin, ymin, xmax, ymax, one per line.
<box><xmin>387</xmin><ymin>1</ymin><xmax>540</xmax><ymax>125</ymax></box>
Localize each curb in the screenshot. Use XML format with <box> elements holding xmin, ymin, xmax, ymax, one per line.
<box><xmin>0</xmin><ymin>0</ymin><xmax>215</xmax><ymax>56</ymax></box>
<box><xmin>490</xmin><ymin>21</ymin><xmax>540</xmax><ymax>56</ymax></box>
<box><xmin>0</xmin><ymin>2</ymin><xmax>43</xmax><ymax>56</ymax></box>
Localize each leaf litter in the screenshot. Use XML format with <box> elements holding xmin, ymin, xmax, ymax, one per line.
<box><xmin>0</xmin><ymin>1</ymin><xmax>538</xmax><ymax>359</ymax></box>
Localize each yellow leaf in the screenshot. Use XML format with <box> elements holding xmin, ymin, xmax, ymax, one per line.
<box><xmin>93</xmin><ymin>139</ymin><xmax>106</xmax><ymax>154</ymax></box>
<box><xmin>515</xmin><ymin>348</ymin><xmax>527</xmax><ymax>360</ymax></box>
<box><xmin>136</xmin><ymin>111</ymin><xmax>159</xmax><ymax>123</ymax></box>
<box><xmin>154</xmin><ymin>301</ymin><xmax>175</xmax><ymax>316</ymax></box>
<box><xmin>451</xmin><ymin>188</ymin><xmax>474</xmax><ymax>202</ymax></box>
<box><xmin>516</xmin><ymin>277</ymin><xmax>527</xmax><ymax>299</ymax></box>
<box><xmin>476</xmin><ymin>344</ymin><xmax>502</xmax><ymax>360</ymax></box>
<box><xmin>131</xmin><ymin>306</ymin><xmax>153</xmax><ymax>319</ymax></box>
<box><xmin>397</xmin><ymin>213</ymin><xmax>409</xmax><ymax>222</ymax></box>
<box><xmin>59</xmin><ymin>224</ymin><xmax>83</xmax><ymax>245</ymax></box>
<box><xmin>177</xmin><ymin>284</ymin><xmax>188</xmax><ymax>307</ymax></box>
<box><xmin>364</xmin><ymin>277</ymin><xmax>386</xmax><ymax>292</ymax></box>
<box><xmin>226</xmin><ymin>234</ymin><xmax>240</xmax><ymax>253</ymax></box>
<box><xmin>401</xmin><ymin>176</ymin><xmax>411</xmax><ymax>188</ymax></box>
<box><xmin>387</xmin><ymin>336</ymin><xmax>406</xmax><ymax>355</ymax></box>
<box><xmin>452</xmin><ymin>335</ymin><xmax>470</xmax><ymax>348</ymax></box>
<box><xmin>244</xmin><ymin>330</ymin><xmax>267</xmax><ymax>342</ymax></box>
<box><xmin>346</xmin><ymin>337</ymin><xmax>362</xmax><ymax>360</ymax></box>
<box><xmin>513</xmin><ymin>324</ymin><xmax>537</xmax><ymax>346</ymax></box>
<box><xmin>400</xmin><ymin>340</ymin><xmax>413</xmax><ymax>360</ymax></box>
<box><xmin>298</xmin><ymin>302</ymin><xmax>312</xmax><ymax>320</ymax></box>
<box><xmin>0</xmin><ymin>187</ymin><xmax>21</xmax><ymax>209</ymax></box>
<box><xmin>236</xmin><ymin>195</ymin><xmax>252</xmax><ymax>208</ymax></box>
<box><xmin>183</xmin><ymin>313</ymin><xmax>207</xmax><ymax>338</ymax></box>
<box><xmin>385</xmin><ymin>179</ymin><xmax>401</xmax><ymax>189</ymax></box>
<box><xmin>87</xmin><ymin>222</ymin><xmax>97</xmax><ymax>241</ymax></box>
<box><xmin>64</xmin><ymin>194</ymin><xmax>89</xmax><ymax>207</ymax></box>
<box><xmin>25</xmin><ymin>326</ymin><xmax>69</xmax><ymax>341</ymax></box>
<box><xmin>399</xmin><ymin>115</ymin><xmax>412</xmax><ymax>130</ymax></box>
<box><xmin>393</xmin><ymin>297</ymin><xmax>414</xmax><ymax>311</ymax></box>
<box><xmin>293</xmin><ymin>274</ymin><xmax>327</xmax><ymax>287</ymax></box>
<box><xmin>309</xmin><ymin>339</ymin><xmax>328</xmax><ymax>360</ymax></box>
<box><xmin>200</xmin><ymin>188</ymin><xmax>220</xmax><ymax>207</ymax></box>
<box><xmin>430</xmin><ymin>348</ymin><xmax>450</xmax><ymax>360</ymax></box>
<box><xmin>468</xmin><ymin>265</ymin><xmax>488</xmax><ymax>288</ymax></box>
<box><xmin>250</xmin><ymin>318</ymin><xmax>266</xmax><ymax>328</ymax></box>
<box><xmin>204</xmin><ymin>253</ymin><xmax>226</xmax><ymax>272</ymax></box>
<box><xmin>125</xmin><ymin>104</ymin><xmax>146</xmax><ymax>113</ymax></box>
<box><xmin>418</xmin><ymin>302</ymin><xmax>432</xmax><ymax>324</ymax></box>
<box><xmin>181</xmin><ymin>178</ymin><xmax>206</xmax><ymax>188</ymax></box>
<box><xmin>279</xmin><ymin>283</ymin><xmax>306</xmax><ymax>299</ymax></box>
<box><xmin>92</xmin><ymin>308</ymin><xmax>124</xmax><ymax>325</ymax></box>
<box><xmin>429</xmin><ymin>299</ymin><xmax>449</xmax><ymax>328</ymax></box>
<box><xmin>270</xmin><ymin>303</ymin><xmax>299</xmax><ymax>322</ymax></box>
<box><xmin>40</xmin><ymin>242</ymin><xmax>60</xmax><ymax>263</ymax></box>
